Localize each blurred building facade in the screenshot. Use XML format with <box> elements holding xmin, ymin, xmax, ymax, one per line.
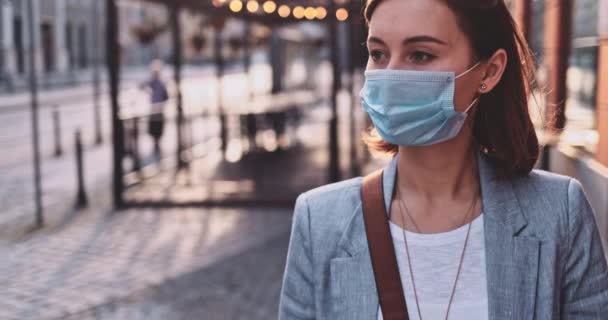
<box><xmin>1</xmin><ymin>0</ymin><xmax>103</xmax><ymax>90</ymax></box>
<box><xmin>510</xmin><ymin>0</ymin><xmax>608</xmax><ymax>252</ymax></box>
<box><xmin>0</xmin><ymin>0</ymin><xmax>288</xmax><ymax>92</ymax></box>
<box><xmin>0</xmin><ymin>0</ymin><xmax>186</xmax><ymax>92</ymax></box>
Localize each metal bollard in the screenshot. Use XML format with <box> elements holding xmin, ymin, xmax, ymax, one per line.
<box><xmin>53</xmin><ymin>105</ymin><xmax>62</xmax><ymax>157</ymax></box>
<box><xmin>131</xmin><ymin>118</ymin><xmax>141</xmax><ymax>174</ymax></box>
<box><xmin>220</xmin><ymin>113</ymin><xmax>228</xmax><ymax>154</ymax></box>
<box><xmin>75</xmin><ymin>129</ymin><xmax>88</xmax><ymax>208</ymax></box>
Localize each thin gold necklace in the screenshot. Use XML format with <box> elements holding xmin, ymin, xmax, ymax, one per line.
<box><xmin>395</xmin><ymin>184</ymin><xmax>479</xmax><ymax>320</ymax></box>
<box><xmin>396</xmin><ymin>183</ymin><xmax>476</xmax><ymax>233</ymax></box>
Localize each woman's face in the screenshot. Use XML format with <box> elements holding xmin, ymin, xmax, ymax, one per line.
<box><xmin>366</xmin><ymin>0</ymin><xmax>486</xmax><ymax>112</ymax></box>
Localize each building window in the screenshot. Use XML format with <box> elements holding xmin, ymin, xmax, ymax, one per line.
<box><xmin>78</xmin><ymin>23</ymin><xmax>87</xmax><ymax>69</ymax></box>
<box><xmin>41</xmin><ymin>22</ymin><xmax>55</xmax><ymax>72</ymax></box>
<box><xmin>66</xmin><ymin>22</ymin><xmax>74</xmax><ymax>69</ymax></box>
<box><xmin>13</xmin><ymin>16</ymin><xmax>24</xmax><ymax>74</ymax></box>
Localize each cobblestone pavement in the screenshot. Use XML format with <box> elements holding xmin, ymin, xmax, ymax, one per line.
<box><xmin>63</xmin><ymin>232</ymin><xmax>289</xmax><ymax>320</ymax></box>
<box><xmin>0</xmin><ymin>205</ymin><xmax>292</xmax><ymax>320</ymax></box>
<box><xmin>0</xmin><ymin>140</ymin><xmax>113</xmax><ymax>240</ymax></box>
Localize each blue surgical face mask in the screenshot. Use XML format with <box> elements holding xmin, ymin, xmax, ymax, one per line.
<box><xmin>360</xmin><ymin>63</ymin><xmax>480</xmax><ymax>146</ymax></box>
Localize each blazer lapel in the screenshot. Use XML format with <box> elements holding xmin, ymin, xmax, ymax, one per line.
<box><xmin>331</xmin><ymin>156</ymin><xmax>400</xmax><ymax>319</ymax></box>
<box><xmin>478</xmin><ymin>153</ymin><xmax>540</xmax><ymax>320</ymax></box>
<box><xmin>337</xmin><ymin>155</ymin><xmax>399</xmax><ymax>257</ymax></box>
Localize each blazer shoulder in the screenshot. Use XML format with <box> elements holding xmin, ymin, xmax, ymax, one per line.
<box><xmin>295</xmin><ymin>177</ymin><xmax>364</xmax><ymax>244</ymax></box>
<box><xmin>299</xmin><ymin>177</ymin><xmax>363</xmax><ymax>211</ymax></box>
<box><xmin>514</xmin><ymin>169</ymin><xmax>574</xmax><ymax>200</ymax></box>
<box><xmin>526</xmin><ymin>168</ymin><xmax>573</xmax><ymax>186</ymax></box>
<box><xmin>512</xmin><ymin>169</ymin><xmax>585</xmax><ymax>240</ymax></box>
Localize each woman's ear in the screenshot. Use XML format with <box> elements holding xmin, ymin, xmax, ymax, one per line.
<box><xmin>478</xmin><ymin>49</ymin><xmax>507</xmax><ymax>94</ymax></box>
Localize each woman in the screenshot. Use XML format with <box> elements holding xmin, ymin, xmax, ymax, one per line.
<box><xmin>279</xmin><ymin>0</ymin><xmax>608</xmax><ymax>319</ymax></box>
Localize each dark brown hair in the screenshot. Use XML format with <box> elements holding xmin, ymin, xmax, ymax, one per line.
<box><xmin>362</xmin><ymin>0</ymin><xmax>539</xmax><ymax>177</ymax></box>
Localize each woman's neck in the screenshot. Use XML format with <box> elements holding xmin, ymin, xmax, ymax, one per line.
<box><xmin>396</xmin><ymin>139</ymin><xmax>479</xmax><ymax>202</ymax></box>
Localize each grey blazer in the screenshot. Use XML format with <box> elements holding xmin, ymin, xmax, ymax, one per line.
<box><xmin>278</xmin><ymin>153</ymin><xmax>608</xmax><ymax>319</ymax></box>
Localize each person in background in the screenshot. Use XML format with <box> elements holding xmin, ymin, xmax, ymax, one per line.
<box><xmin>141</xmin><ymin>59</ymin><xmax>169</xmax><ymax>159</ymax></box>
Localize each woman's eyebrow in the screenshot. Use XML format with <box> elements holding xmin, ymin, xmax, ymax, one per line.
<box><xmin>403</xmin><ymin>35</ymin><xmax>448</xmax><ymax>45</ymax></box>
<box><xmin>367</xmin><ymin>36</ymin><xmax>386</xmax><ymax>46</ymax></box>
<box><xmin>367</xmin><ymin>35</ymin><xmax>448</xmax><ymax>46</ymax></box>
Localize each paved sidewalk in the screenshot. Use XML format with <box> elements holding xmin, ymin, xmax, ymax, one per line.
<box><xmin>0</xmin><ymin>139</ymin><xmax>113</xmax><ymax>240</ymax></box>
<box><xmin>0</xmin><ymin>204</ymin><xmax>292</xmax><ymax>320</ymax></box>
<box><xmin>63</xmin><ymin>232</ymin><xmax>290</xmax><ymax>320</ymax></box>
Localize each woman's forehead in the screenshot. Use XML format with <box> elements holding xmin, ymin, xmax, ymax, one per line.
<box><xmin>368</xmin><ymin>0</ymin><xmax>461</xmax><ymax>46</ymax></box>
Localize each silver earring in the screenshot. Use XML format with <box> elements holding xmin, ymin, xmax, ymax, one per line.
<box><xmin>480</xmin><ymin>82</ymin><xmax>487</xmax><ymax>91</ymax></box>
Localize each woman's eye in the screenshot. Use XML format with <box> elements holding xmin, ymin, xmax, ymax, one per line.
<box><xmin>409</xmin><ymin>51</ymin><xmax>435</xmax><ymax>63</ymax></box>
<box><xmin>369</xmin><ymin>50</ymin><xmax>387</xmax><ymax>63</ymax></box>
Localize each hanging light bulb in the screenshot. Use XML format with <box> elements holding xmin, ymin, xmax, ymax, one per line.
<box><xmin>262</xmin><ymin>1</ymin><xmax>276</xmax><ymax>14</ymax></box>
<box><xmin>304</xmin><ymin>7</ymin><xmax>316</xmax><ymax>20</ymax></box>
<box><xmin>293</xmin><ymin>6</ymin><xmax>305</xmax><ymax>19</ymax></box>
<box><xmin>212</xmin><ymin>0</ymin><xmax>226</xmax><ymax>7</ymax></box>
<box><xmin>246</xmin><ymin>0</ymin><xmax>259</xmax><ymax>13</ymax></box>
<box><xmin>229</xmin><ymin>0</ymin><xmax>243</xmax><ymax>12</ymax></box>
<box><xmin>336</xmin><ymin>8</ymin><xmax>348</xmax><ymax>21</ymax></box>
<box><xmin>315</xmin><ymin>7</ymin><xmax>327</xmax><ymax>20</ymax></box>
<box><xmin>278</xmin><ymin>5</ymin><xmax>291</xmax><ymax>18</ymax></box>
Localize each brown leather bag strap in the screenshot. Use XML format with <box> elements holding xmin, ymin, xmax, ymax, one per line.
<box><xmin>361</xmin><ymin>169</ymin><xmax>409</xmax><ymax>320</ymax></box>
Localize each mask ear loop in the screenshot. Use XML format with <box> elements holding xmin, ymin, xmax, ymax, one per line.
<box><xmin>457</xmin><ymin>61</ymin><xmax>482</xmax><ymax>114</ymax></box>
<box><xmin>464</xmin><ymin>97</ymin><xmax>479</xmax><ymax>114</ymax></box>
<box><xmin>455</xmin><ymin>62</ymin><xmax>481</xmax><ymax>79</ymax></box>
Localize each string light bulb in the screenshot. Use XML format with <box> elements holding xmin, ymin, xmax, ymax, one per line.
<box><xmin>304</xmin><ymin>7</ymin><xmax>316</xmax><ymax>20</ymax></box>
<box><xmin>336</xmin><ymin>8</ymin><xmax>348</xmax><ymax>21</ymax></box>
<box><xmin>293</xmin><ymin>6</ymin><xmax>305</xmax><ymax>19</ymax></box>
<box><xmin>278</xmin><ymin>5</ymin><xmax>290</xmax><ymax>18</ymax></box>
<box><xmin>262</xmin><ymin>1</ymin><xmax>276</xmax><ymax>13</ymax></box>
<box><xmin>315</xmin><ymin>7</ymin><xmax>327</xmax><ymax>20</ymax></box>
<box><xmin>246</xmin><ymin>0</ymin><xmax>259</xmax><ymax>12</ymax></box>
<box><xmin>212</xmin><ymin>0</ymin><xmax>226</xmax><ymax>7</ymax></box>
<box><xmin>229</xmin><ymin>0</ymin><xmax>243</xmax><ymax>12</ymax></box>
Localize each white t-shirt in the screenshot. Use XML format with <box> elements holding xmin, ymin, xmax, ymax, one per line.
<box><xmin>377</xmin><ymin>213</ymin><xmax>488</xmax><ymax>320</ymax></box>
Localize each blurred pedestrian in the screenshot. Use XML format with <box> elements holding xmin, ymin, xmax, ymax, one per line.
<box><xmin>140</xmin><ymin>59</ymin><xmax>169</xmax><ymax>159</ymax></box>
<box><xmin>279</xmin><ymin>0</ymin><xmax>608</xmax><ymax>319</ymax></box>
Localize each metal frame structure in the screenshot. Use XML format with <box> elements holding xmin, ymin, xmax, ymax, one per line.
<box><xmin>105</xmin><ymin>0</ymin><xmax>366</xmax><ymax>208</ymax></box>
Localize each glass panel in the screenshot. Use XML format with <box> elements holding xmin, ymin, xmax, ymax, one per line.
<box><xmin>564</xmin><ymin>0</ymin><xmax>599</xmax><ymax>151</ymax></box>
